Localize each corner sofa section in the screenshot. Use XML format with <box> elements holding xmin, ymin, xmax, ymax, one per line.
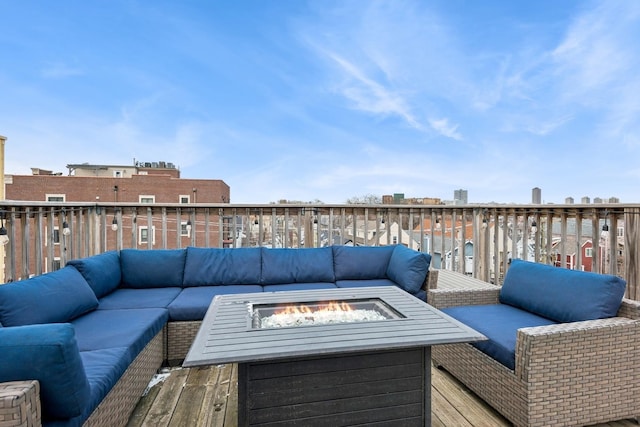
<box><xmin>0</xmin><ymin>244</ymin><xmax>431</xmax><ymax>427</ymax></box>
<box><xmin>429</xmin><ymin>259</ymin><xmax>640</xmax><ymax>427</ymax></box>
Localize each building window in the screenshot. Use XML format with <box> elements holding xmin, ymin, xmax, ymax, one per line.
<box><xmin>46</xmin><ymin>226</ymin><xmax>60</xmax><ymax>246</ymax></box>
<box><xmin>179</xmin><ymin>195</ymin><xmax>190</xmax><ymax>204</ymax></box>
<box><xmin>46</xmin><ymin>194</ymin><xmax>66</xmax><ymax>202</ymax></box>
<box><xmin>139</xmin><ymin>195</ymin><xmax>155</xmax><ymax>204</ymax></box>
<box><xmin>113</xmin><ymin>170</ymin><xmax>124</xmax><ymax>178</ymax></box>
<box><xmin>45</xmin><ymin>257</ymin><xmax>61</xmax><ymax>272</ymax></box>
<box><xmin>139</xmin><ymin>226</ymin><xmax>156</xmax><ymax>245</ymax></box>
<box><xmin>392</xmin><ymin>236</ymin><xmax>398</xmax><ymax>244</ymax></box>
<box><xmin>585</xmin><ymin>248</ymin><xmax>593</xmax><ymax>258</ymax></box>
<box><xmin>180</xmin><ymin>221</ymin><xmax>191</xmax><ymax>237</ymax></box>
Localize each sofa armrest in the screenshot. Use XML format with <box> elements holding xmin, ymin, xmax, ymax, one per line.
<box><xmin>617</xmin><ymin>298</ymin><xmax>640</xmax><ymax>319</ymax></box>
<box><xmin>423</xmin><ymin>269</ymin><xmax>438</xmax><ymax>291</ymax></box>
<box><xmin>427</xmin><ymin>269</ymin><xmax>500</xmax><ymax>308</ymax></box>
<box><xmin>514</xmin><ymin>317</ymin><xmax>640</xmax><ymax>383</ymax></box>
<box><xmin>0</xmin><ymin>380</ymin><xmax>42</xmax><ymax>427</ymax></box>
<box><xmin>0</xmin><ymin>324</ymin><xmax>90</xmax><ymax>419</ymax></box>
<box><xmin>428</xmin><ymin>287</ymin><xmax>501</xmax><ymax>308</ymax></box>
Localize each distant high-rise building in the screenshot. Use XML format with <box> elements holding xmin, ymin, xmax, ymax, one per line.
<box><xmin>565</xmin><ymin>197</ymin><xmax>575</xmax><ymax>204</ymax></box>
<box><xmin>532</xmin><ymin>187</ymin><xmax>542</xmax><ymax>204</ymax></box>
<box><xmin>608</xmin><ymin>197</ymin><xmax>620</xmax><ymax>203</ymax></box>
<box><xmin>594</xmin><ymin>197</ymin><xmax>604</xmax><ymax>204</ymax></box>
<box><xmin>581</xmin><ymin>196</ymin><xmax>590</xmax><ymax>204</ymax></box>
<box><xmin>453</xmin><ymin>189</ymin><xmax>468</xmax><ymax>205</ymax></box>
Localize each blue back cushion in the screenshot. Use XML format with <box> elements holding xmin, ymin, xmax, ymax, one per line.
<box><xmin>68</xmin><ymin>251</ymin><xmax>121</xmax><ymax>298</ymax></box>
<box><xmin>183</xmin><ymin>247</ymin><xmax>262</xmax><ymax>286</ymax></box>
<box><xmin>385</xmin><ymin>245</ymin><xmax>431</xmax><ymax>294</ymax></box>
<box><xmin>120</xmin><ymin>249</ymin><xmax>186</xmax><ymax>288</ymax></box>
<box><xmin>262</xmin><ymin>247</ymin><xmax>335</xmax><ymax>285</ymax></box>
<box><xmin>333</xmin><ymin>245</ymin><xmax>395</xmax><ymax>280</ymax></box>
<box><xmin>0</xmin><ymin>323</ymin><xmax>90</xmax><ymax>419</ymax></box>
<box><xmin>0</xmin><ymin>267</ymin><xmax>98</xmax><ymax>327</ymax></box>
<box><xmin>500</xmin><ymin>259</ymin><xmax>627</xmax><ymax>322</ymax></box>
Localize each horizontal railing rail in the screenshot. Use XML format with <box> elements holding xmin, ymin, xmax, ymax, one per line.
<box><xmin>1</xmin><ymin>201</ymin><xmax>638</xmax><ymax>298</ymax></box>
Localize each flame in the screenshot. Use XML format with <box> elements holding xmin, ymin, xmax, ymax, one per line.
<box><xmin>275</xmin><ymin>301</ymin><xmax>354</xmax><ymax>316</ymax></box>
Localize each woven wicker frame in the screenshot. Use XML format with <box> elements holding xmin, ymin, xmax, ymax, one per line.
<box><xmin>167</xmin><ymin>320</ymin><xmax>202</xmax><ymax>364</ymax></box>
<box><xmin>429</xmin><ymin>270</ymin><xmax>640</xmax><ymax>427</ymax></box>
<box><xmin>0</xmin><ymin>380</ymin><xmax>40</xmax><ymax>427</ymax></box>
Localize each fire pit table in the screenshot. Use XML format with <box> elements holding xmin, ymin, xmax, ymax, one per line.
<box><xmin>184</xmin><ymin>286</ymin><xmax>485</xmax><ymax>426</ymax></box>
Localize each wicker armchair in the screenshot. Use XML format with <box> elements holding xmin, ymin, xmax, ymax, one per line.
<box><xmin>429</xmin><ymin>270</ymin><xmax>640</xmax><ymax>427</ymax></box>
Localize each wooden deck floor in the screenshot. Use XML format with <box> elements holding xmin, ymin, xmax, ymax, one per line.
<box><xmin>126</xmin><ymin>363</ymin><xmax>638</xmax><ymax>427</ymax></box>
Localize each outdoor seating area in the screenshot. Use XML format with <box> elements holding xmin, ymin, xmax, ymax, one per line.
<box><xmin>125</xmin><ymin>265</ymin><xmax>640</xmax><ymax>427</ymax></box>
<box><xmin>2</xmin><ymin>242</ymin><xmax>640</xmax><ymax>426</ymax></box>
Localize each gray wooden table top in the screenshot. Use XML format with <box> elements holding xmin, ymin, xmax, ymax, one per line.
<box><xmin>183</xmin><ymin>286</ymin><xmax>486</xmax><ymax>366</ymax></box>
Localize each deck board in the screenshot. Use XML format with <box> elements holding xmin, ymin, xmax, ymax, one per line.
<box><xmin>127</xmin><ymin>363</ymin><xmax>639</xmax><ymax>427</ymax></box>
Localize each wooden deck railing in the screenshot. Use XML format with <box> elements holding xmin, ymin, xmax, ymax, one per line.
<box><xmin>1</xmin><ymin>201</ymin><xmax>639</xmax><ymax>298</ymax></box>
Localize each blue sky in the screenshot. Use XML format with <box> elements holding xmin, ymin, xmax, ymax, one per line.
<box><xmin>1</xmin><ymin>1</ymin><xmax>639</xmax><ymax>204</ymax></box>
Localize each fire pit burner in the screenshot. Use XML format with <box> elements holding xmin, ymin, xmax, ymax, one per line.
<box><xmin>251</xmin><ymin>298</ymin><xmax>404</xmax><ymax>329</ymax></box>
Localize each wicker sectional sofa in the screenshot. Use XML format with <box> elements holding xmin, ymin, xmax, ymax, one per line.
<box><xmin>0</xmin><ymin>245</ymin><xmax>431</xmax><ymax>427</ymax></box>
<box><xmin>429</xmin><ymin>259</ymin><xmax>640</xmax><ymax>427</ymax></box>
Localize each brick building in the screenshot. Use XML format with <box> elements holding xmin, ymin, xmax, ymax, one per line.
<box><xmin>3</xmin><ymin>161</ymin><xmax>230</xmax><ymax>279</ymax></box>
<box><xmin>8</xmin><ymin>161</ymin><xmax>229</xmax><ymax>204</ymax></box>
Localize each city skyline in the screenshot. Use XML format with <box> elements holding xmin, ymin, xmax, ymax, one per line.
<box><xmin>1</xmin><ymin>1</ymin><xmax>639</xmax><ymax>204</ymax></box>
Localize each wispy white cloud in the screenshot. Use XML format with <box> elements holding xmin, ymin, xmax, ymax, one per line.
<box><xmin>322</xmin><ymin>50</ymin><xmax>422</xmax><ymax>130</ymax></box>
<box><xmin>552</xmin><ymin>3</ymin><xmax>638</xmax><ymax>92</ymax></box>
<box><xmin>40</xmin><ymin>62</ymin><xmax>84</xmax><ymax>79</ymax></box>
<box><xmin>525</xmin><ymin>115</ymin><xmax>573</xmax><ymax>136</ymax></box>
<box><xmin>548</xmin><ymin>1</ymin><xmax>640</xmax><ymax>148</ymax></box>
<box><xmin>428</xmin><ymin>117</ymin><xmax>462</xmax><ymax>140</ymax></box>
<box><xmin>299</xmin><ymin>2</ymin><xmax>468</xmax><ymax>135</ymax></box>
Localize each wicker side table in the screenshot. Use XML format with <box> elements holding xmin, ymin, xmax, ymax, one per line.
<box><xmin>0</xmin><ymin>381</ymin><xmax>41</xmax><ymax>427</ymax></box>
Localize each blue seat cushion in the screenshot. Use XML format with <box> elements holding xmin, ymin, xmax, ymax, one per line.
<box><xmin>0</xmin><ymin>323</ymin><xmax>90</xmax><ymax>420</ymax></box>
<box><xmin>97</xmin><ymin>288</ymin><xmax>181</xmax><ymax>310</ymax></box>
<box><xmin>500</xmin><ymin>259</ymin><xmax>627</xmax><ymax>322</ymax></box>
<box><xmin>0</xmin><ymin>266</ymin><xmax>98</xmax><ymax>326</ymax></box>
<box><xmin>120</xmin><ymin>249</ymin><xmax>186</xmax><ymax>288</ymax></box>
<box><xmin>67</xmin><ymin>251</ymin><xmax>121</xmax><ymax>298</ymax></box>
<box><xmin>70</xmin><ymin>308</ymin><xmax>168</xmax><ymax>361</ymax></box>
<box><xmin>442</xmin><ymin>304</ymin><xmax>557</xmax><ymax>370</ymax></box>
<box><xmin>333</xmin><ymin>245</ymin><xmax>395</xmax><ymax>280</ymax></box>
<box><xmin>335</xmin><ymin>279</ymin><xmax>397</xmax><ymax>288</ymax></box>
<box><xmin>168</xmin><ymin>285</ymin><xmax>263</xmax><ymax>321</ymax></box>
<box><xmin>263</xmin><ymin>283</ymin><xmax>338</xmax><ymax>293</ymax></box>
<box><xmin>262</xmin><ymin>247</ymin><xmax>335</xmax><ymax>284</ymax></box>
<box><xmin>183</xmin><ymin>247</ymin><xmax>262</xmax><ymax>286</ymax></box>
<box><xmin>385</xmin><ymin>245</ymin><xmax>431</xmax><ymax>295</ymax></box>
<box><xmin>78</xmin><ymin>347</ymin><xmax>131</xmax><ymax>424</ymax></box>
